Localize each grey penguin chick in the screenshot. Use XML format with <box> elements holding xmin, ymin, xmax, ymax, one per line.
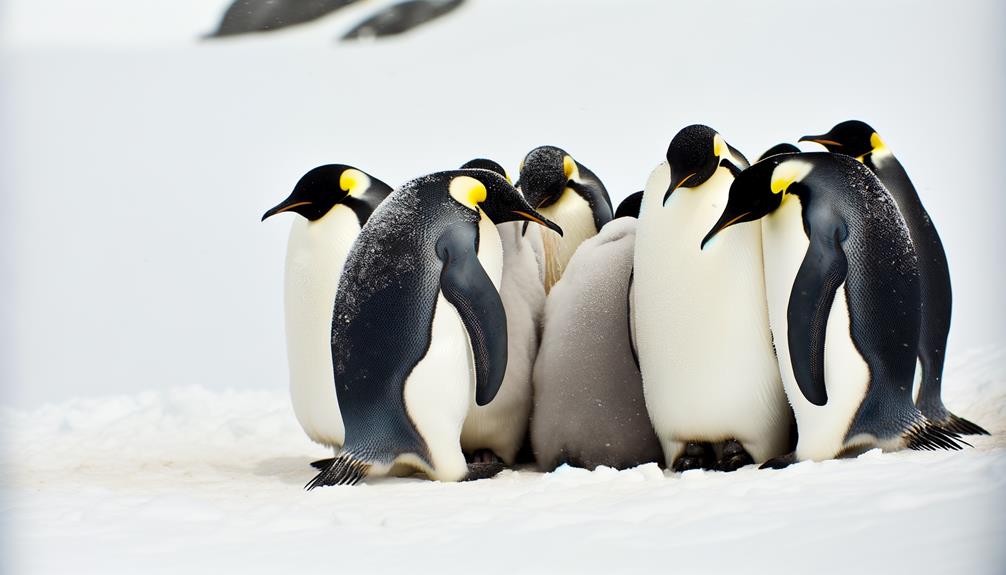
<box><xmin>531</xmin><ymin>213</ymin><xmax>663</xmax><ymax>471</ymax></box>
<box><xmin>457</xmin><ymin>159</ymin><xmax>546</xmax><ymax>465</ymax></box>
<box><xmin>306</xmin><ymin>169</ymin><xmax>561</xmax><ymax>487</ymax></box>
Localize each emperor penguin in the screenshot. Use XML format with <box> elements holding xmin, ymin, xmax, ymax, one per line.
<box><xmin>517</xmin><ymin>146</ymin><xmax>613</xmax><ymax>293</ymax></box>
<box><xmin>757</xmin><ymin>143</ymin><xmax>801</xmax><ymax>162</ymax></box>
<box><xmin>531</xmin><ymin>202</ymin><xmax>663</xmax><ymax>471</ymax></box>
<box><xmin>703</xmin><ymin>152</ymin><xmax>966</xmax><ymax>467</ymax></box>
<box><xmin>456</xmin><ymin>159</ymin><xmax>546</xmax><ymax>465</ymax></box>
<box><xmin>800</xmin><ymin>121</ymin><xmax>987</xmax><ymax>436</ymax></box>
<box><xmin>633</xmin><ymin>125</ymin><xmax>790</xmax><ymax>471</ymax></box>
<box><xmin>261</xmin><ymin>165</ymin><xmax>391</xmax><ymax>455</ymax></box>
<box><xmin>306</xmin><ymin>169</ymin><xmax>562</xmax><ymax>488</ymax></box>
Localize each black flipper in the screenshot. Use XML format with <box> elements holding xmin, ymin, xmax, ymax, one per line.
<box><xmin>788</xmin><ymin>223</ymin><xmax>849</xmax><ymax>406</ymax></box>
<box><xmin>310</xmin><ymin>457</ymin><xmax>336</xmax><ymax>471</ymax></box>
<box><xmin>436</xmin><ymin>223</ymin><xmax>508</xmax><ymax>406</ymax></box>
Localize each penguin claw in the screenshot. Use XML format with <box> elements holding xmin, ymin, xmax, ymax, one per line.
<box><xmin>672</xmin><ymin>441</ymin><xmax>715</xmax><ymax>472</ymax></box>
<box><xmin>715</xmin><ymin>440</ymin><xmax>754</xmax><ymax>472</ymax></box>
<box><xmin>760</xmin><ymin>452</ymin><xmax>798</xmax><ymax>470</ymax></box>
<box><xmin>310</xmin><ymin>457</ymin><xmax>336</xmax><ymax>471</ymax></box>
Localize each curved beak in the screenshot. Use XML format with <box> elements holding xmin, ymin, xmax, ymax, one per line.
<box><xmin>513</xmin><ymin>209</ymin><xmax>563</xmax><ymax>237</ymax></box>
<box><xmin>701</xmin><ymin>210</ymin><xmax>752</xmax><ymax>250</ymax></box>
<box><xmin>261</xmin><ymin>198</ymin><xmax>310</xmax><ymax>221</ymax></box>
<box><xmin>662</xmin><ymin>172</ymin><xmax>695</xmax><ymax>206</ymax></box>
<box><xmin>798</xmin><ymin>134</ymin><xmax>842</xmax><ymax>148</ymax></box>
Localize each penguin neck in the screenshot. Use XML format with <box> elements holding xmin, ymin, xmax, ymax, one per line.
<box><xmin>537</xmin><ymin>187</ymin><xmax>597</xmax><ymax>292</ymax></box>
<box><xmin>476</xmin><ymin>209</ymin><xmax>503</xmax><ymax>289</ymax></box>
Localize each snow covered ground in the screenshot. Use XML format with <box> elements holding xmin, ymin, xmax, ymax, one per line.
<box><xmin>2</xmin><ymin>0</ymin><xmax>1005</xmax><ymax>572</ymax></box>
<box><xmin>2</xmin><ymin>348</ymin><xmax>1004</xmax><ymax>574</ymax></box>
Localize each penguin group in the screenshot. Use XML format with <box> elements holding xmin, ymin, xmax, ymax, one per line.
<box><xmin>261</xmin><ymin>120</ymin><xmax>988</xmax><ymax>488</ymax></box>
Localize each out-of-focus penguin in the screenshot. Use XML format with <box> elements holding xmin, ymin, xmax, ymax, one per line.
<box><xmin>634</xmin><ymin>125</ymin><xmax>790</xmax><ymax>471</ymax></box>
<box><xmin>517</xmin><ymin>146</ymin><xmax>612</xmax><ymax>293</ymax></box>
<box><xmin>800</xmin><ymin>121</ymin><xmax>986</xmax><ymax>436</ymax></box>
<box><xmin>306</xmin><ymin>169</ymin><xmax>561</xmax><ymax>487</ymax></box>
<box><xmin>262</xmin><ymin>165</ymin><xmax>391</xmax><ymax>456</ymax></box>
<box><xmin>456</xmin><ymin>159</ymin><xmax>545</xmax><ymax>465</ymax></box>
<box><xmin>341</xmin><ymin>0</ymin><xmax>466</xmax><ymax>41</ymax></box>
<box><xmin>757</xmin><ymin>143</ymin><xmax>801</xmax><ymax>162</ymax></box>
<box><xmin>704</xmin><ymin>152</ymin><xmax>966</xmax><ymax>467</ymax></box>
<box><xmin>531</xmin><ymin>200</ymin><xmax>663</xmax><ymax>471</ymax></box>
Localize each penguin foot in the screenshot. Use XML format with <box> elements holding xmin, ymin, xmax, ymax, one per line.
<box><xmin>671</xmin><ymin>441</ymin><xmax>715</xmax><ymax>472</ymax></box>
<box><xmin>939</xmin><ymin>413</ymin><xmax>990</xmax><ymax>436</ymax></box>
<box><xmin>465</xmin><ymin>461</ymin><xmax>505</xmax><ymax>481</ymax></box>
<box><xmin>760</xmin><ymin>452</ymin><xmax>798</xmax><ymax>470</ymax></box>
<box><xmin>715</xmin><ymin>440</ymin><xmax>753</xmax><ymax>472</ymax></box>
<box><xmin>467</xmin><ymin>449</ymin><xmax>503</xmax><ymax>465</ymax></box>
<box><xmin>310</xmin><ymin>457</ymin><xmax>336</xmax><ymax>471</ymax></box>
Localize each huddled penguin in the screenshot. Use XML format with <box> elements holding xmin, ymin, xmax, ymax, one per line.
<box><xmin>342</xmin><ymin>0</ymin><xmax>466</xmax><ymax>41</ymax></box>
<box><xmin>757</xmin><ymin>143</ymin><xmax>801</xmax><ymax>162</ymax></box>
<box><xmin>261</xmin><ymin>165</ymin><xmax>391</xmax><ymax>457</ymax></box>
<box><xmin>703</xmin><ymin>152</ymin><xmax>966</xmax><ymax>466</ymax></box>
<box><xmin>800</xmin><ymin>121</ymin><xmax>987</xmax><ymax>436</ymax></box>
<box><xmin>517</xmin><ymin>146</ymin><xmax>613</xmax><ymax>293</ymax></box>
<box><xmin>209</xmin><ymin>0</ymin><xmax>359</xmax><ymax>37</ymax></box>
<box><xmin>306</xmin><ymin>169</ymin><xmax>561</xmax><ymax>487</ymax></box>
<box><xmin>634</xmin><ymin>125</ymin><xmax>790</xmax><ymax>471</ymax></box>
<box><xmin>531</xmin><ymin>195</ymin><xmax>663</xmax><ymax>471</ymax></box>
<box><xmin>457</xmin><ymin>159</ymin><xmax>546</xmax><ymax>465</ymax></box>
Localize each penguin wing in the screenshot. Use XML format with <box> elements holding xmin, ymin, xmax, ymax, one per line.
<box><xmin>787</xmin><ymin>221</ymin><xmax>849</xmax><ymax>406</ymax></box>
<box><xmin>435</xmin><ymin>223</ymin><xmax>508</xmax><ymax>406</ymax></box>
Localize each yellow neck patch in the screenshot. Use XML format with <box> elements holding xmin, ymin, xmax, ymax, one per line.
<box><xmin>713</xmin><ymin>134</ymin><xmax>725</xmax><ymax>158</ymax></box>
<box><xmin>562</xmin><ymin>155</ymin><xmax>578</xmax><ymax>181</ymax></box>
<box><xmin>770</xmin><ymin>160</ymin><xmax>813</xmax><ymax>195</ymax></box>
<box><xmin>340</xmin><ymin>168</ymin><xmax>370</xmax><ymax>197</ymax></box>
<box><xmin>449</xmin><ymin>175</ymin><xmax>487</xmax><ymax>210</ymax></box>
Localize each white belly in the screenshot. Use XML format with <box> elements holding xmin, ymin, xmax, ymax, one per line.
<box><xmin>460</xmin><ymin>222</ymin><xmax>543</xmax><ymax>463</ymax></box>
<box><xmin>762</xmin><ymin>197</ymin><xmax>870</xmax><ymax>461</ymax></box>
<box><xmin>634</xmin><ymin>161</ymin><xmax>788</xmax><ymax>462</ymax></box>
<box><xmin>538</xmin><ymin>188</ymin><xmax>599</xmax><ymax>292</ymax></box>
<box><xmin>283</xmin><ymin>206</ymin><xmax>360</xmax><ymax>449</ymax></box>
<box><xmin>405</xmin><ymin>214</ymin><xmax>503</xmax><ymax>481</ymax></box>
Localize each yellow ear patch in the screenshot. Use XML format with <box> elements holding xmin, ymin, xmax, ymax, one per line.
<box><xmin>449</xmin><ymin>175</ymin><xmax>487</xmax><ymax>210</ymax></box>
<box><xmin>562</xmin><ymin>156</ymin><xmax>577</xmax><ymax>180</ymax></box>
<box><xmin>770</xmin><ymin>160</ymin><xmax>813</xmax><ymax>195</ymax></box>
<box><xmin>870</xmin><ymin>132</ymin><xmax>887</xmax><ymax>153</ymax></box>
<box><xmin>713</xmin><ymin>134</ymin><xmax>725</xmax><ymax>158</ymax></box>
<box><xmin>340</xmin><ymin>169</ymin><xmax>370</xmax><ymax>197</ymax></box>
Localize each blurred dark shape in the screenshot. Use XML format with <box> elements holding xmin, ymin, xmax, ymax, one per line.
<box><xmin>208</xmin><ymin>0</ymin><xmax>361</xmax><ymax>37</ymax></box>
<box><xmin>341</xmin><ymin>0</ymin><xmax>465</xmax><ymax>41</ymax></box>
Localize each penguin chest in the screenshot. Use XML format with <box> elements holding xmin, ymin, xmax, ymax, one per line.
<box><xmin>538</xmin><ymin>189</ymin><xmax>598</xmax><ymax>292</ymax></box>
<box><xmin>283</xmin><ymin>206</ymin><xmax>361</xmax><ymax>448</ymax></box>
<box><xmin>762</xmin><ymin>198</ymin><xmax>870</xmax><ymax>461</ymax></box>
<box><xmin>635</xmin><ymin>164</ymin><xmax>781</xmax><ymax>440</ymax></box>
<box><xmin>402</xmin><ymin>216</ymin><xmax>502</xmax><ymax>480</ymax></box>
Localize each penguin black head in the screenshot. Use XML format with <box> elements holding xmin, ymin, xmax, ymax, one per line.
<box><xmin>757</xmin><ymin>143</ymin><xmax>801</xmax><ymax>163</ymax></box>
<box><xmin>517</xmin><ymin>146</ymin><xmax>578</xmax><ymax>210</ymax></box>
<box><xmin>662</xmin><ymin>125</ymin><xmax>746</xmax><ymax>206</ymax></box>
<box><xmin>701</xmin><ymin>155</ymin><xmax>814</xmax><ymax>250</ymax></box>
<box><xmin>800</xmin><ymin>120</ymin><xmax>884</xmax><ymax>159</ymax></box>
<box><xmin>614</xmin><ymin>191</ymin><xmax>644</xmax><ymax>219</ymax></box>
<box><xmin>262</xmin><ymin>165</ymin><xmax>380</xmax><ymax>222</ymax></box>
<box><xmin>460</xmin><ymin>158</ymin><xmax>511</xmax><ymax>183</ymax></box>
<box><xmin>451</xmin><ymin>169</ymin><xmax>563</xmax><ymax>236</ymax></box>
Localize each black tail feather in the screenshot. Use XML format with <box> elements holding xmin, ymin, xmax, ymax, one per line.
<box><xmin>305</xmin><ymin>453</ymin><xmax>371</xmax><ymax>490</ymax></box>
<box><xmin>310</xmin><ymin>458</ymin><xmax>336</xmax><ymax>471</ymax></box>
<box><xmin>905</xmin><ymin>419</ymin><xmax>970</xmax><ymax>452</ymax></box>
<box><xmin>939</xmin><ymin>413</ymin><xmax>990</xmax><ymax>436</ymax></box>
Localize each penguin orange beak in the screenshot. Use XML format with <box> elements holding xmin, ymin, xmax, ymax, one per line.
<box><xmin>798</xmin><ymin>134</ymin><xmax>842</xmax><ymax>148</ymax></box>
<box><xmin>261</xmin><ymin>200</ymin><xmax>311</xmax><ymax>221</ymax></box>
<box><xmin>513</xmin><ymin>210</ymin><xmax>563</xmax><ymax>236</ymax></box>
<box><xmin>701</xmin><ymin>210</ymin><xmax>752</xmax><ymax>250</ymax></box>
<box><xmin>662</xmin><ymin>172</ymin><xmax>695</xmax><ymax>206</ymax></box>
